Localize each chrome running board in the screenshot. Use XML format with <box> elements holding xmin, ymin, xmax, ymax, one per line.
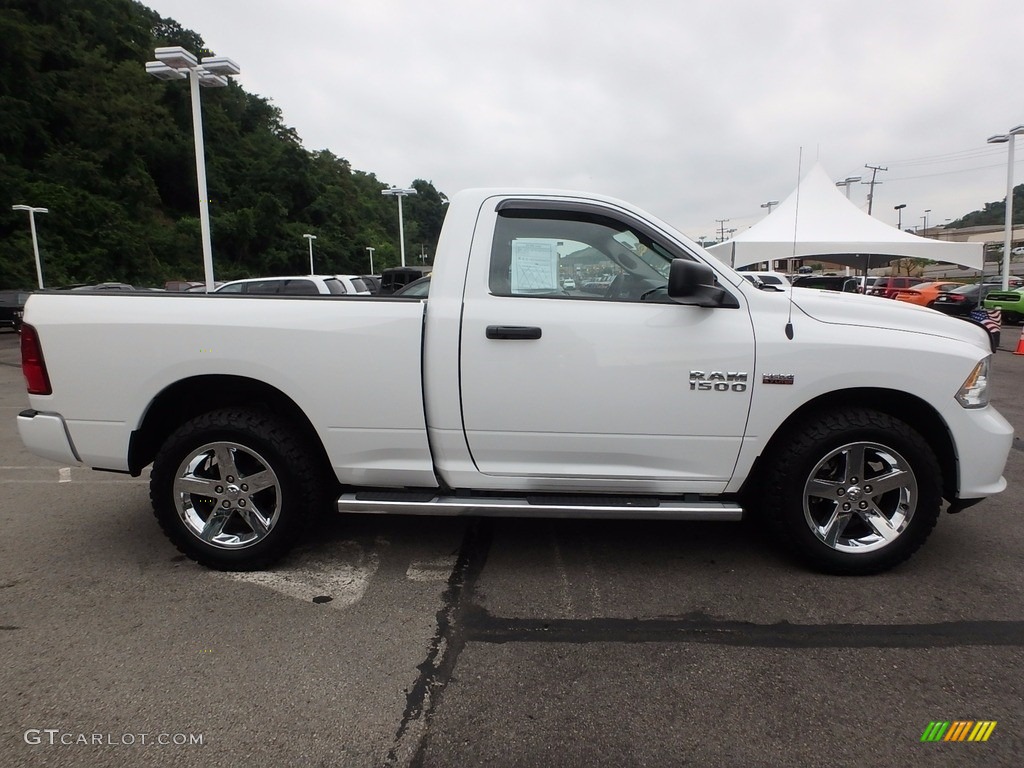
<box><xmin>336</xmin><ymin>492</ymin><xmax>743</xmax><ymax>521</ymax></box>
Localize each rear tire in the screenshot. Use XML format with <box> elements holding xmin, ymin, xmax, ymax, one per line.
<box><xmin>150</xmin><ymin>408</ymin><xmax>329</xmax><ymax>570</ymax></box>
<box><xmin>762</xmin><ymin>408</ymin><xmax>941</xmax><ymax>575</ymax></box>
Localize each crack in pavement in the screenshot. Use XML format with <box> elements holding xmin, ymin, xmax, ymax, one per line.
<box><xmin>385</xmin><ymin>519</ymin><xmax>493</xmax><ymax>768</ymax></box>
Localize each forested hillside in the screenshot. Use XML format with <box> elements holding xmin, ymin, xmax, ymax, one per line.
<box><xmin>0</xmin><ymin>0</ymin><xmax>447</xmax><ymax>289</ymax></box>
<box><xmin>947</xmin><ymin>183</ymin><xmax>1024</xmax><ymax>230</ymax></box>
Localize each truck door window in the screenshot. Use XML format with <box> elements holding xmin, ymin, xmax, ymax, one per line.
<box><xmin>490</xmin><ymin>208</ymin><xmax>680</xmax><ymax>302</ymax></box>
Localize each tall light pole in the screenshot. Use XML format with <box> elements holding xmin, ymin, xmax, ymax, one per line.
<box><xmin>760</xmin><ymin>200</ymin><xmax>779</xmax><ymax>214</ymax></box>
<box><xmin>923</xmin><ymin>209</ymin><xmax>931</xmax><ymax>236</ymax></box>
<box><xmin>303</xmin><ymin>233</ymin><xmax>317</xmax><ymax>274</ymax></box>
<box><xmin>12</xmin><ymin>205</ymin><xmax>48</xmax><ymax>289</ymax></box>
<box><xmin>381</xmin><ymin>187</ymin><xmax>417</xmax><ymax>267</ymax></box>
<box><xmin>366</xmin><ymin>246</ymin><xmax>375</xmax><ymax>274</ymax></box>
<box><xmin>987</xmin><ymin>124</ymin><xmax>1024</xmax><ymax>290</ymax></box>
<box><xmin>145</xmin><ymin>46</ymin><xmax>240</xmax><ymax>292</ymax></box>
<box><xmin>894</xmin><ymin>203</ymin><xmax>906</xmax><ymax>230</ymax></box>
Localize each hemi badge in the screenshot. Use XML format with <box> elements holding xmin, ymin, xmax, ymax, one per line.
<box><xmin>762</xmin><ymin>374</ymin><xmax>795</xmax><ymax>385</ymax></box>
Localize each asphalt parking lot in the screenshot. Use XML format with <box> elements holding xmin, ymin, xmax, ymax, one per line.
<box><xmin>1</xmin><ymin>326</ymin><xmax>1022</xmax><ymax>767</ymax></box>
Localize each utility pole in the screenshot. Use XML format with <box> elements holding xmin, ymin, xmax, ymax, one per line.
<box><xmin>715</xmin><ymin>218</ymin><xmax>730</xmax><ymax>242</ymax></box>
<box><xmin>864</xmin><ymin>164</ymin><xmax>887</xmax><ymax>215</ymax></box>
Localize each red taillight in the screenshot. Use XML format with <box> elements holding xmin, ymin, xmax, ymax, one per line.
<box><xmin>20</xmin><ymin>324</ymin><xmax>52</xmax><ymax>395</ymax></box>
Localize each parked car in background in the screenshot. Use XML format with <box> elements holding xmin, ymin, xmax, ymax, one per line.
<box><xmin>868</xmin><ymin>276</ymin><xmax>925</xmax><ymax>298</ymax></box>
<box><xmin>379</xmin><ymin>266</ymin><xmax>432</xmax><ymax>295</ymax></box>
<box><xmin>851</xmin><ymin>276</ymin><xmax>885</xmax><ymax>294</ymax></box>
<box><xmin>165</xmin><ymin>281</ymin><xmax>204</xmax><ymax>292</ymax></box>
<box><xmin>0</xmin><ymin>290</ymin><xmax>31</xmax><ymax>331</ymax></box>
<box><xmin>791</xmin><ymin>275</ymin><xmax>859</xmax><ymax>292</ymax></box>
<box><xmin>983</xmin><ymin>288</ymin><xmax>1024</xmax><ymax>325</ymax></box>
<box><xmin>980</xmin><ymin>275</ymin><xmax>1024</xmax><ymax>288</ymax></box>
<box><xmin>214</xmin><ymin>275</ymin><xmax>353</xmax><ymax>296</ymax></box>
<box><xmin>928</xmin><ymin>283</ymin><xmax>992</xmax><ymax>317</ymax></box>
<box><xmin>70</xmin><ymin>282</ymin><xmax>160</xmax><ymax>292</ymax></box>
<box><xmin>739</xmin><ymin>271</ymin><xmax>790</xmax><ymax>288</ymax></box>
<box><xmin>360</xmin><ymin>275</ymin><xmax>381</xmax><ymax>294</ymax></box>
<box><xmin>394</xmin><ymin>275</ymin><xmax>431</xmax><ymax>297</ymax></box>
<box><xmin>893</xmin><ymin>281</ymin><xmax>965</xmax><ymax>307</ymax></box>
<box><xmin>333</xmin><ymin>275</ymin><xmax>372</xmax><ymax>295</ymax></box>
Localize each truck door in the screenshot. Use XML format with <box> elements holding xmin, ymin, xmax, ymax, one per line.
<box><xmin>458</xmin><ymin>199</ymin><xmax>756</xmax><ymax>493</ymax></box>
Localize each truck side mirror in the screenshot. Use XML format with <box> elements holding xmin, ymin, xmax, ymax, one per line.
<box><xmin>667</xmin><ymin>259</ymin><xmax>728</xmax><ymax>307</ymax></box>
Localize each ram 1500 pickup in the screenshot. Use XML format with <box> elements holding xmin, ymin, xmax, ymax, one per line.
<box><xmin>17</xmin><ymin>188</ymin><xmax>1014</xmax><ymax>574</ymax></box>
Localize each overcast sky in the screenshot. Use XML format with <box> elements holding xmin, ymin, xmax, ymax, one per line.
<box><xmin>147</xmin><ymin>0</ymin><xmax>1023</xmax><ymax>241</ymax></box>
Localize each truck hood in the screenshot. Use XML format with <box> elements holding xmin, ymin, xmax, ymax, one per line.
<box><xmin>789</xmin><ymin>287</ymin><xmax>990</xmax><ymax>349</ymax></box>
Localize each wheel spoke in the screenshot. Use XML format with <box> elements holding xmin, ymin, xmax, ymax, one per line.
<box><xmin>821</xmin><ymin>508</ymin><xmax>854</xmax><ymax>548</ymax></box>
<box><xmin>175</xmin><ymin>476</ymin><xmax>219</xmax><ymax>497</ymax></box>
<box><xmin>845</xmin><ymin>445</ymin><xmax>867</xmax><ymax>481</ymax></box>
<box><xmin>860</xmin><ymin>506</ymin><xmax>900</xmax><ymax>543</ymax></box>
<box><xmin>242</xmin><ymin>469</ymin><xmax>277</xmax><ymax>494</ymax></box>
<box><xmin>215</xmin><ymin>445</ymin><xmax>239</xmax><ymax>481</ymax></box>
<box><xmin>200</xmin><ymin>508</ymin><xmax>234</xmax><ymax>542</ymax></box>
<box><xmin>807</xmin><ymin>478</ymin><xmax>843</xmax><ymax>500</ymax></box>
<box><xmin>237</xmin><ymin>505</ymin><xmax>271</xmax><ymax>538</ymax></box>
<box><xmin>866</xmin><ymin>468</ymin><xmax>911</xmax><ymax>497</ymax></box>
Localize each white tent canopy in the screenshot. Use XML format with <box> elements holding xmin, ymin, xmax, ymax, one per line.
<box><xmin>707</xmin><ymin>163</ymin><xmax>983</xmax><ymax>270</ymax></box>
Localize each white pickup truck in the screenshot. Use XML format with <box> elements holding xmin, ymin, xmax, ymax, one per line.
<box><xmin>17</xmin><ymin>188</ymin><xmax>1013</xmax><ymax>575</ymax></box>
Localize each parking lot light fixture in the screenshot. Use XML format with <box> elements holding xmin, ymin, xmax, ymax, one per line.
<box><xmin>366</xmin><ymin>246</ymin><xmax>375</xmax><ymax>274</ymax></box>
<box><xmin>304</xmin><ymin>233</ymin><xmax>317</xmax><ymax>274</ymax></box>
<box><xmin>835</xmin><ymin>176</ymin><xmax>862</xmax><ymax>200</ymax></box>
<box><xmin>146</xmin><ymin>46</ymin><xmax>240</xmax><ymax>292</ymax></box>
<box><xmin>381</xmin><ymin>187</ymin><xmax>417</xmax><ymax>267</ymax></box>
<box><xmin>987</xmin><ymin>124</ymin><xmax>1024</xmax><ymax>290</ymax></box>
<box><xmin>12</xmin><ymin>205</ymin><xmax>49</xmax><ymax>289</ymax></box>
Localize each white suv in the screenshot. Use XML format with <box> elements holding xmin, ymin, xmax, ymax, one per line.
<box><xmin>214</xmin><ymin>276</ymin><xmax>366</xmax><ymax>296</ymax></box>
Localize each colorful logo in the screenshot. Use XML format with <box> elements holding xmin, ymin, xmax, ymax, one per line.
<box><xmin>921</xmin><ymin>721</ymin><xmax>997</xmax><ymax>742</ymax></box>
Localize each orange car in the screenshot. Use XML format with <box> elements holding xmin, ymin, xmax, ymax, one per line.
<box><xmin>893</xmin><ymin>281</ymin><xmax>966</xmax><ymax>306</ymax></box>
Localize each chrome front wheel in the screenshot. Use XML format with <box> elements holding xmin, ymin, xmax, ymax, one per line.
<box><xmin>763</xmin><ymin>409</ymin><xmax>942</xmax><ymax>575</ymax></box>
<box><xmin>803</xmin><ymin>441</ymin><xmax>918</xmax><ymax>554</ymax></box>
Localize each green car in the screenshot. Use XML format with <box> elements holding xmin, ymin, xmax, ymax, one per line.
<box><xmin>983</xmin><ymin>288</ymin><xmax>1024</xmax><ymax>325</ymax></box>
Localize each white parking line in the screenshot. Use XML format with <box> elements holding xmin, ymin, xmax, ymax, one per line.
<box><xmin>59</xmin><ymin>467</ymin><xmax>71</xmax><ymax>483</ymax></box>
<box><xmin>406</xmin><ymin>555</ymin><xmax>457</xmax><ymax>582</ymax></box>
<box><xmin>222</xmin><ymin>542</ymin><xmax>379</xmax><ymax>608</ymax></box>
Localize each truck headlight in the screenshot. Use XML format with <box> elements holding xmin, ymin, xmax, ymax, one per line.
<box><xmin>956</xmin><ymin>358</ymin><xmax>991</xmax><ymax>409</ymax></box>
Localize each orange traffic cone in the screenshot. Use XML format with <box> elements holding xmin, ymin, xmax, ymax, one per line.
<box><xmin>1015</xmin><ymin>325</ymin><xmax>1024</xmax><ymax>356</ymax></box>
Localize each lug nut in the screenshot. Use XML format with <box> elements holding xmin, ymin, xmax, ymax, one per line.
<box><xmin>843</xmin><ymin>503</ymin><xmax>851</xmax><ymax>511</ymax></box>
<box><xmin>837</xmin><ymin>488</ymin><xmax>846</xmax><ymax>497</ymax></box>
<box><xmin>238</xmin><ymin>499</ymin><xmax>246</xmax><ymax>507</ymax></box>
<box><xmin>226</xmin><ymin>475</ymin><xmax>234</xmax><ymax>483</ymax></box>
<box><xmin>859</xmin><ymin>501</ymin><xmax>868</xmax><ymax>510</ymax></box>
<box><xmin>215</xmin><ymin>486</ymin><xmax>224</xmax><ymax>494</ymax></box>
<box><xmin>221</xmin><ymin>500</ymin><xmax>231</xmax><ymax>508</ymax></box>
<box><xmin>240</xmin><ymin>484</ymin><xmax>248</xmax><ymax>492</ymax></box>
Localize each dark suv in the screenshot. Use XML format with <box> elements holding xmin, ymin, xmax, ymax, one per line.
<box><xmin>791</xmin><ymin>275</ymin><xmax>860</xmax><ymax>292</ymax></box>
<box><xmin>868</xmin><ymin>276</ymin><xmax>925</xmax><ymax>298</ymax></box>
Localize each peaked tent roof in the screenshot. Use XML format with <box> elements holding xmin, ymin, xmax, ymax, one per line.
<box><xmin>706</xmin><ymin>163</ymin><xmax>983</xmax><ymax>270</ymax></box>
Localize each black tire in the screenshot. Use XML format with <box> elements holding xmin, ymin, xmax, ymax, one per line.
<box><xmin>150</xmin><ymin>407</ymin><xmax>329</xmax><ymax>570</ymax></box>
<box><xmin>762</xmin><ymin>408</ymin><xmax>941</xmax><ymax>575</ymax></box>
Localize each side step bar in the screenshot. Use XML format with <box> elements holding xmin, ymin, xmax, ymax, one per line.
<box><xmin>337</xmin><ymin>492</ymin><xmax>743</xmax><ymax>521</ymax></box>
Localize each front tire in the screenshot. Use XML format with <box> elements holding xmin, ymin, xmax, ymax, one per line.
<box><xmin>762</xmin><ymin>408</ymin><xmax>942</xmax><ymax>575</ymax></box>
<box><xmin>150</xmin><ymin>408</ymin><xmax>328</xmax><ymax>570</ymax></box>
